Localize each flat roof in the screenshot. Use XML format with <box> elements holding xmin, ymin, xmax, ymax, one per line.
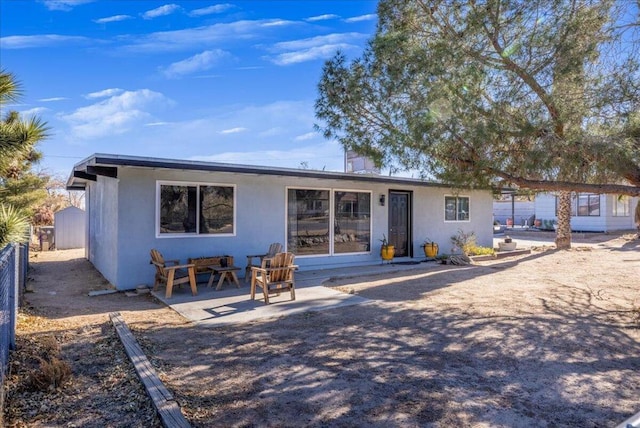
<box><xmin>67</xmin><ymin>153</ymin><xmax>464</xmax><ymax>191</ymax></box>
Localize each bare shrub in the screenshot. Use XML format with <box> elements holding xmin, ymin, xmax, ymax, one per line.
<box><xmin>28</xmin><ymin>356</ymin><xmax>72</xmax><ymax>391</ymax></box>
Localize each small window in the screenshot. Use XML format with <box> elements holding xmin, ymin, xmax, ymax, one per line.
<box><xmin>158</xmin><ymin>182</ymin><xmax>234</xmax><ymax>236</ymax></box>
<box><xmin>445</xmin><ymin>196</ymin><xmax>470</xmax><ymax>221</ymax></box>
<box><xmin>612</xmin><ymin>195</ymin><xmax>630</xmax><ymax>217</ymax></box>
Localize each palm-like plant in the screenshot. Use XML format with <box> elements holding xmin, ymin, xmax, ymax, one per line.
<box><xmin>0</xmin><ymin>70</ymin><xmax>49</xmax><ymax>246</ymax></box>
<box><xmin>0</xmin><ymin>70</ymin><xmax>50</xmax><ymax>174</ymax></box>
<box><xmin>0</xmin><ymin>203</ymin><xmax>29</xmax><ymax>248</ymax></box>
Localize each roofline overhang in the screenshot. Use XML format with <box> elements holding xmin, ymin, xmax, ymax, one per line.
<box><xmin>66</xmin><ymin>153</ymin><xmax>487</xmax><ymax>191</ymax></box>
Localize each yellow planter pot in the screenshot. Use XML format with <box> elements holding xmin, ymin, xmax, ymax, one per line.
<box><xmin>423</xmin><ymin>243</ymin><xmax>439</xmax><ymax>258</ymax></box>
<box><xmin>380</xmin><ymin>245</ymin><xmax>395</xmax><ymax>261</ymax></box>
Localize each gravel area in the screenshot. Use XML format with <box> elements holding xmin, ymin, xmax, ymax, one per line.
<box><xmin>4</xmin><ymin>232</ymin><xmax>640</xmax><ymax>427</ymax></box>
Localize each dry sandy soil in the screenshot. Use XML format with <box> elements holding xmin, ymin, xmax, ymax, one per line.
<box><xmin>4</xmin><ymin>231</ymin><xmax>640</xmax><ymax>427</ymax></box>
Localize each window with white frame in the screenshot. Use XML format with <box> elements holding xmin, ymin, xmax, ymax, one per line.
<box><xmin>612</xmin><ymin>195</ymin><xmax>630</xmax><ymax>216</ymax></box>
<box><xmin>444</xmin><ymin>196</ymin><xmax>470</xmax><ymax>221</ymax></box>
<box><xmin>157</xmin><ymin>182</ymin><xmax>234</xmax><ymax>236</ymax></box>
<box><xmin>576</xmin><ymin>194</ymin><xmax>600</xmax><ymax>216</ymax></box>
<box><xmin>287</xmin><ymin>188</ymin><xmax>371</xmax><ymax>256</ymax></box>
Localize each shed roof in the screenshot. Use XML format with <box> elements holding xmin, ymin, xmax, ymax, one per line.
<box><xmin>66</xmin><ymin>153</ymin><xmax>462</xmax><ymax>191</ymax></box>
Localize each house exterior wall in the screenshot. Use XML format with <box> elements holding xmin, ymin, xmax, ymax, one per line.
<box><xmin>86</xmin><ymin>176</ymin><xmax>119</xmax><ymax>285</ymax></box>
<box><xmin>54</xmin><ymin>206</ymin><xmax>86</xmax><ymax>249</ymax></box>
<box><xmin>534</xmin><ymin>193</ymin><xmax>638</xmax><ymax>232</ymax></box>
<box><xmin>492</xmin><ymin>200</ymin><xmax>535</xmax><ymax>226</ymax></box>
<box><xmin>90</xmin><ymin>166</ymin><xmax>493</xmax><ymax>290</ymax></box>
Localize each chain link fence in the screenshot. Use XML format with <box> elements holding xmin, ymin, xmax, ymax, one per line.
<box><xmin>0</xmin><ymin>243</ymin><xmax>28</xmax><ymax>421</ymax></box>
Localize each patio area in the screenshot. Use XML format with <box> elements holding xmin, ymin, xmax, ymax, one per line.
<box><xmin>151</xmin><ymin>261</ymin><xmax>439</xmax><ymax>326</ymax></box>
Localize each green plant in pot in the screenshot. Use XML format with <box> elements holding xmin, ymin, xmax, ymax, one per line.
<box><xmin>421</xmin><ymin>237</ymin><xmax>439</xmax><ymax>258</ymax></box>
<box><xmin>380</xmin><ymin>234</ymin><xmax>395</xmax><ymax>261</ymax></box>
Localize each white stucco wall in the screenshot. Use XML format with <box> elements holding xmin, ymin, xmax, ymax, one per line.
<box><xmin>87</xmin><ymin>176</ymin><xmax>119</xmax><ymax>285</ymax></box>
<box><xmin>90</xmin><ymin>166</ymin><xmax>493</xmax><ymax>290</ymax></box>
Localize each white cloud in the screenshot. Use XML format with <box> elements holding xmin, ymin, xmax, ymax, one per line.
<box><xmin>142</xmin><ymin>4</ymin><xmax>181</xmax><ymax>19</ymax></box>
<box><xmin>294</xmin><ymin>132</ymin><xmax>318</xmax><ymax>141</ymax></box>
<box><xmin>84</xmin><ymin>88</ymin><xmax>124</xmax><ymax>99</ymax></box>
<box><xmin>344</xmin><ymin>14</ymin><xmax>377</xmax><ymax>23</ymax></box>
<box><xmin>273</xmin><ymin>33</ymin><xmax>365</xmax><ymax>51</ymax></box>
<box><xmin>42</xmin><ymin>0</ymin><xmax>93</xmax><ymax>11</ymax></box>
<box><xmin>145</xmin><ymin>122</ymin><xmax>170</xmax><ymax>126</ymax></box>
<box><xmin>60</xmin><ymin>89</ymin><xmax>171</xmax><ymax>139</ymax></box>
<box><xmin>189</xmin><ymin>4</ymin><xmax>234</xmax><ymax>17</ymax></box>
<box><xmin>20</xmin><ymin>107</ymin><xmax>49</xmax><ymax>116</ymax></box>
<box><xmin>219</xmin><ymin>127</ymin><xmax>248</xmax><ymax>134</ymax></box>
<box><xmin>94</xmin><ymin>15</ymin><xmax>133</xmax><ymax>24</ymax></box>
<box><xmin>268</xmin><ymin>33</ymin><xmax>367</xmax><ymax>65</ymax></box>
<box><xmin>161</xmin><ymin>49</ymin><xmax>230</xmax><ymax>78</ymax></box>
<box><xmin>306</xmin><ymin>14</ymin><xmax>340</xmax><ymax>22</ymax></box>
<box><xmin>121</xmin><ymin>19</ymin><xmax>299</xmax><ymax>52</ymax></box>
<box><xmin>38</xmin><ymin>97</ymin><xmax>68</xmax><ymax>102</ymax></box>
<box><xmin>259</xmin><ymin>127</ymin><xmax>286</xmax><ymax>137</ymax></box>
<box><xmin>272</xmin><ymin>44</ymin><xmax>356</xmax><ymax>65</ymax></box>
<box><xmin>190</xmin><ymin>140</ymin><xmax>344</xmax><ymax>171</ymax></box>
<box><xmin>0</xmin><ymin>34</ymin><xmax>92</xmax><ymax>49</ymax></box>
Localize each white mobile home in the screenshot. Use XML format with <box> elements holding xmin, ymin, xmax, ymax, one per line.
<box><xmin>67</xmin><ymin>154</ymin><xmax>494</xmax><ymax>290</ymax></box>
<box><xmin>534</xmin><ymin>192</ymin><xmax>639</xmax><ymax>232</ymax></box>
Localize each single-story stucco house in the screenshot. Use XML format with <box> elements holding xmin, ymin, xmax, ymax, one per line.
<box><xmin>66</xmin><ymin>154</ymin><xmax>494</xmax><ymax>290</ymax></box>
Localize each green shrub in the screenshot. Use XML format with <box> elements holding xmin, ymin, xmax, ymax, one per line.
<box><xmin>0</xmin><ymin>203</ymin><xmax>30</xmax><ymax>247</ymax></box>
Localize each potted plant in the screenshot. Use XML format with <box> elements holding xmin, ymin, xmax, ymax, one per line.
<box><xmin>380</xmin><ymin>234</ymin><xmax>395</xmax><ymax>262</ymax></box>
<box><xmin>420</xmin><ymin>237</ymin><xmax>439</xmax><ymax>258</ymax></box>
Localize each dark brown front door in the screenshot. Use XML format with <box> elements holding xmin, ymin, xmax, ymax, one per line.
<box><xmin>388</xmin><ymin>191</ymin><xmax>411</xmax><ymax>257</ymax></box>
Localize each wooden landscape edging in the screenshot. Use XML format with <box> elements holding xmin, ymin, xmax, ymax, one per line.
<box><xmin>109</xmin><ymin>312</ymin><xmax>191</xmax><ymax>428</ymax></box>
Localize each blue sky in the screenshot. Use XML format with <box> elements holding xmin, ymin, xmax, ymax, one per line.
<box><xmin>1</xmin><ymin>0</ymin><xmax>378</xmax><ymax>178</ymax></box>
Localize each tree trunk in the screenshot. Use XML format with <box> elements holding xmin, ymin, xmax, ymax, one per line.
<box><xmin>555</xmin><ymin>191</ymin><xmax>572</xmax><ymax>249</ymax></box>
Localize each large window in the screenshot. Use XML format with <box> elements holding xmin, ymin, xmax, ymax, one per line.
<box><xmin>612</xmin><ymin>195</ymin><xmax>630</xmax><ymax>217</ymax></box>
<box><xmin>576</xmin><ymin>194</ymin><xmax>600</xmax><ymax>217</ymax></box>
<box><xmin>445</xmin><ymin>196</ymin><xmax>470</xmax><ymax>221</ymax></box>
<box><xmin>334</xmin><ymin>191</ymin><xmax>371</xmax><ymax>254</ymax></box>
<box><xmin>287</xmin><ymin>189</ymin><xmax>330</xmax><ymax>255</ymax></box>
<box><xmin>287</xmin><ymin>188</ymin><xmax>371</xmax><ymax>256</ymax></box>
<box><xmin>158</xmin><ymin>182</ymin><xmax>234</xmax><ymax>236</ymax></box>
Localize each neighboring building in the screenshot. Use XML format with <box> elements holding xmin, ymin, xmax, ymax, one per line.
<box><xmin>66</xmin><ymin>154</ymin><xmax>494</xmax><ymax>290</ymax></box>
<box><xmin>534</xmin><ymin>192</ymin><xmax>639</xmax><ymax>232</ymax></box>
<box><xmin>54</xmin><ymin>206</ymin><xmax>86</xmax><ymax>249</ymax></box>
<box><xmin>493</xmin><ymin>198</ymin><xmax>535</xmax><ymax>226</ymax></box>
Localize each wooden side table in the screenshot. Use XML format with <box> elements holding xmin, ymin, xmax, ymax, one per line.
<box><xmin>207</xmin><ymin>266</ymin><xmax>241</xmax><ymax>290</ymax></box>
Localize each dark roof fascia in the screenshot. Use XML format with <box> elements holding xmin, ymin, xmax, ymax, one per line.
<box><xmin>88</xmin><ymin>154</ymin><xmax>455</xmax><ymax>189</ymax></box>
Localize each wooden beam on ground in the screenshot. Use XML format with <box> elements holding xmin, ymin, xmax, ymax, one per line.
<box><xmin>110</xmin><ymin>312</ymin><xmax>191</xmax><ymax>428</ymax></box>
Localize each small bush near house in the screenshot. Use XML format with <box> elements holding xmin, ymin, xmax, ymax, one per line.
<box><xmin>450</xmin><ymin>229</ymin><xmax>477</xmax><ymax>255</ymax></box>
<box><xmin>468</xmin><ymin>246</ymin><xmax>495</xmax><ymax>256</ymax></box>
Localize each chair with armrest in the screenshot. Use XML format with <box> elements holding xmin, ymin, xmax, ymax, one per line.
<box><xmin>245</xmin><ymin>242</ymin><xmax>283</xmax><ymax>282</ymax></box>
<box><xmin>150</xmin><ymin>249</ymin><xmax>197</xmax><ymax>299</ymax></box>
<box><xmin>250</xmin><ymin>252</ymin><xmax>296</xmax><ymax>304</ymax></box>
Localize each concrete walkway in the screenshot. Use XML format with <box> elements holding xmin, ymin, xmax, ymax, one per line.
<box><xmin>151</xmin><ymin>261</ymin><xmax>437</xmax><ymax>327</ymax></box>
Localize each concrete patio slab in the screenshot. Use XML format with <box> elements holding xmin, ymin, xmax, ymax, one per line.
<box><xmin>151</xmin><ymin>260</ymin><xmax>439</xmax><ymax>326</ymax></box>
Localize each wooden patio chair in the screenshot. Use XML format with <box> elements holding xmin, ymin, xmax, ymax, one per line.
<box><xmin>245</xmin><ymin>242</ymin><xmax>283</xmax><ymax>282</ymax></box>
<box><xmin>250</xmin><ymin>252</ymin><xmax>296</xmax><ymax>304</ymax></box>
<box><xmin>150</xmin><ymin>249</ymin><xmax>197</xmax><ymax>299</ymax></box>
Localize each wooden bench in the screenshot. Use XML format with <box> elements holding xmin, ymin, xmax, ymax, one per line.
<box><xmin>188</xmin><ymin>256</ymin><xmax>240</xmax><ymax>290</ymax></box>
<box><xmin>188</xmin><ymin>255</ymin><xmax>234</xmax><ymax>275</ymax></box>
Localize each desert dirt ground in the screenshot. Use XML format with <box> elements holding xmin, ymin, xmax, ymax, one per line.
<box><xmin>4</xmin><ymin>231</ymin><xmax>640</xmax><ymax>427</ymax></box>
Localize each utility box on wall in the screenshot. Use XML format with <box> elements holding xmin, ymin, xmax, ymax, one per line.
<box><xmin>54</xmin><ymin>206</ymin><xmax>86</xmax><ymax>249</ymax></box>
